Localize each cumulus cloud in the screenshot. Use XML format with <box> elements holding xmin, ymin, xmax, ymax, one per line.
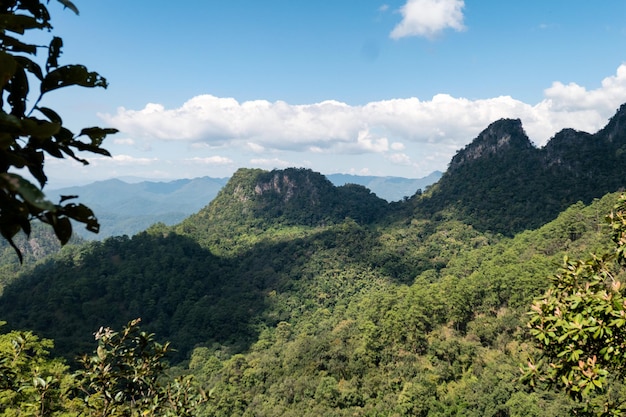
<box><xmin>103</xmin><ymin>97</ymin><xmax>361</xmax><ymax>152</ymax></box>
<box><xmin>249</xmin><ymin>158</ymin><xmax>292</xmax><ymax>169</ymax></box>
<box><xmin>390</xmin><ymin>0</ymin><xmax>465</xmax><ymax>40</ymax></box>
<box><xmin>101</xmin><ymin>64</ymin><xmax>626</xmax><ymax>158</ymax></box>
<box><xmin>387</xmin><ymin>153</ymin><xmax>413</xmax><ymax>165</ymax></box>
<box><xmin>113</xmin><ymin>138</ymin><xmax>135</xmax><ymax>146</ymax></box>
<box><xmin>185</xmin><ymin>156</ymin><xmax>233</xmax><ymax>165</ymax></box>
<box><xmin>544</xmin><ymin>65</ymin><xmax>626</xmax><ymax>112</ymax></box>
<box><xmin>96</xmin><ymin>155</ymin><xmax>158</xmax><ymax>166</ymax></box>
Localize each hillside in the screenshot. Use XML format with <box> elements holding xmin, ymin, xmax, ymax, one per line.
<box><xmin>0</xmin><ymin>168</ymin><xmax>394</xmax><ymax>360</ymax></box>
<box><xmin>48</xmin><ymin>176</ymin><xmax>230</xmax><ymax>239</ymax></box>
<box><xmin>0</xmin><ymin>175</ymin><xmax>620</xmax><ymax>414</ymax></box>
<box><xmin>327</xmin><ymin>171</ymin><xmax>442</xmax><ymax>201</ymax></box>
<box><xmin>3</xmin><ymin>105</ymin><xmax>626</xmax><ymax>414</ymax></box>
<box><xmin>416</xmin><ymin>104</ymin><xmax>626</xmax><ymax>235</ymax></box>
<box><xmin>47</xmin><ymin>172</ymin><xmax>440</xmax><ymax>240</ymax></box>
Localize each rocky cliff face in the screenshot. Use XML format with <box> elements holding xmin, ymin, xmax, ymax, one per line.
<box><xmin>449</xmin><ymin>119</ymin><xmax>534</xmax><ymax>170</ymax></box>
<box><xmin>253</xmin><ymin>169</ymin><xmax>322</xmax><ymax>206</ymax></box>
<box><xmin>541</xmin><ymin>128</ymin><xmax>593</xmax><ymax>170</ymax></box>
<box><xmin>597</xmin><ymin>103</ymin><xmax>626</xmax><ymax>142</ymax></box>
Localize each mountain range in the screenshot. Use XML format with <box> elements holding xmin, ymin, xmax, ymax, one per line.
<box><xmin>415</xmin><ymin>103</ymin><xmax>626</xmax><ymax>234</ymax></box>
<box><xmin>48</xmin><ymin>172</ymin><xmax>442</xmax><ymax>239</ymax></box>
<box><xmin>3</xmin><ymin>104</ymin><xmax>626</xmax><ymax>415</ymax></box>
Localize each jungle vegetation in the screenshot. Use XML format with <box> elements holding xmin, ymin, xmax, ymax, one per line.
<box><xmin>3</xmin><ymin>1</ymin><xmax>626</xmax><ymax>416</ymax></box>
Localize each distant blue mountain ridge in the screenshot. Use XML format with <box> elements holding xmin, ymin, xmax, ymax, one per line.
<box><xmin>48</xmin><ymin>171</ymin><xmax>442</xmax><ymax>239</ymax></box>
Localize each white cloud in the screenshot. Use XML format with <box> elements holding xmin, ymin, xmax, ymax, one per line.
<box><xmin>387</xmin><ymin>153</ymin><xmax>413</xmax><ymax>165</ymax></box>
<box><xmin>113</xmin><ymin>138</ymin><xmax>135</xmax><ymax>146</ymax></box>
<box><xmin>185</xmin><ymin>156</ymin><xmax>233</xmax><ymax>165</ymax></box>
<box><xmin>100</xmin><ymin>155</ymin><xmax>158</xmax><ymax>166</ymax></box>
<box><xmin>249</xmin><ymin>158</ymin><xmax>292</xmax><ymax>169</ymax></box>
<box><xmin>101</xmin><ymin>64</ymin><xmax>626</xmax><ymax>161</ymax></box>
<box><xmin>390</xmin><ymin>0</ymin><xmax>465</xmax><ymax>40</ymax></box>
<box><xmin>246</xmin><ymin>142</ymin><xmax>265</xmax><ymax>153</ymax></box>
<box><xmin>336</xmin><ymin>129</ymin><xmax>389</xmax><ymax>154</ymax></box>
<box><xmin>544</xmin><ymin>65</ymin><xmax>626</xmax><ymax>112</ymax></box>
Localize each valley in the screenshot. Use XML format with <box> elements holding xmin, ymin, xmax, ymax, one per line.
<box><xmin>3</xmin><ymin>106</ymin><xmax>626</xmax><ymax>415</ymax></box>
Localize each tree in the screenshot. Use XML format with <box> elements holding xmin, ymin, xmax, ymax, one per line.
<box><xmin>524</xmin><ymin>194</ymin><xmax>626</xmax><ymax>416</ymax></box>
<box><xmin>0</xmin><ymin>323</ymin><xmax>73</xmax><ymax>416</ymax></box>
<box><xmin>0</xmin><ymin>318</ymin><xmax>205</xmax><ymax>416</ymax></box>
<box><xmin>75</xmin><ymin>318</ymin><xmax>205</xmax><ymax>417</ymax></box>
<box><xmin>0</xmin><ymin>0</ymin><xmax>117</xmax><ymax>261</ymax></box>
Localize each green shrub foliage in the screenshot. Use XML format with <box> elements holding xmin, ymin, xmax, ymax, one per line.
<box><xmin>525</xmin><ymin>194</ymin><xmax>626</xmax><ymax>415</ymax></box>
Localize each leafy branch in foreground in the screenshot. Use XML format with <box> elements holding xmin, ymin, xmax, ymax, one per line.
<box><xmin>0</xmin><ymin>0</ymin><xmax>117</xmax><ymax>261</ymax></box>
<box><xmin>0</xmin><ymin>318</ymin><xmax>206</xmax><ymax>416</ymax></box>
<box><xmin>523</xmin><ymin>194</ymin><xmax>626</xmax><ymax>416</ymax></box>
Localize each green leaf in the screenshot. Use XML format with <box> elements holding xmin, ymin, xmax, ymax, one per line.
<box><xmin>41</xmin><ymin>140</ymin><xmax>64</xmax><ymax>158</ymax></box>
<box><xmin>63</xmin><ymin>203</ymin><xmax>99</xmax><ymax>233</ymax></box>
<box><xmin>50</xmin><ymin>215</ymin><xmax>72</xmax><ymax>245</ymax></box>
<box><xmin>71</xmin><ymin>137</ymin><xmax>112</xmax><ymax>157</ymax></box>
<box><xmin>78</xmin><ymin>127</ymin><xmax>119</xmax><ymax>143</ymax></box>
<box><xmin>0</xmin><ymin>13</ymin><xmax>48</xmax><ymax>35</ymax></box>
<box><xmin>0</xmin><ymin>173</ymin><xmax>54</xmax><ymax>211</ymax></box>
<box><xmin>0</xmin><ymin>111</ymin><xmax>22</xmax><ymax>138</ymax></box>
<box><xmin>36</xmin><ymin>106</ymin><xmax>63</xmax><ymax>124</ymax></box>
<box><xmin>46</xmin><ymin>36</ymin><xmax>63</xmax><ymax>72</ymax></box>
<box><xmin>6</xmin><ymin>66</ymin><xmax>28</xmax><ymax>117</ymax></box>
<box><xmin>0</xmin><ymin>228</ymin><xmax>23</xmax><ymax>263</ymax></box>
<box><xmin>14</xmin><ymin>56</ymin><xmax>43</xmax><ymax>80</ymax></box>
<box><xmin>0</xmin><ymin>132</ymin><xmax>14</xmax><ymax>150</ymax></box>
<box><xmin>59</xmin><ymin>194</ymin><xmax>77</xmax><ymax>203</ymax></box>
<box><xmin>0</xmin><ymin>34</ymin><xmax>37</xmax><ymax>54</ymax></box>
<box><xmin>33</xmin><ymin>376</ymin><xmax>46</xmax><ymax>388</ymax></box>
<box><xmin>23</xmin><ymin>148</ymin><xmax>47</xmax><ymax>187</ymax></box>
<box><xmin>56</xmin><ymin>0</ymin><xmax>79</xmax><ymax>15</ymax></box>
<box><xmin>21</xmin><ymin>117</ymin><xmax>61</xmax><ymax>139</ymax></box>
<box><xmin>0</xmin><ymin>51</ymin><xmax>18</xmax><ymax>85</ymax></box>
<box><xmin>97</xmin><ymin>345</ymin><xmax>106</xmax><ymax>360</ymax></box>
<box><xmin>41</xmin><ymin>64</ymin><xmax>108</xmax><ymax>93</ymax></box>
<box><xmin>53</xmin><ymin>126</ymin><xmax>74</xmax><ymax>144</ymax></box>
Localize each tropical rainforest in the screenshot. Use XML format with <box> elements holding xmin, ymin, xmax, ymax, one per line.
<box><xmin>4</xmin><ymin>1</ymin><xmax>626</xmax><ymax>415</ymax></box>
<box><xmin>3</xmin><ymin>104</ymin><xmax>626</xmax><ymax>415</ymax></box>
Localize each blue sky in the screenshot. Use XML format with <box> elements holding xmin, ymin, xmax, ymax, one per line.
<box><xmin>35</xmin><ymin>0</ymin><xmax>626</xmax><ymax>186</ymax></box>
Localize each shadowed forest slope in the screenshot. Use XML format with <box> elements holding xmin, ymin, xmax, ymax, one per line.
<box><xmin>2</xmin><ymin>107</ymin><xmax>626</xmax><ymax>415</ymax></box>
<box><xmin>415</xmin><ymin>104</ymin><xmax>626</xmax><ymax>235</ymax></box>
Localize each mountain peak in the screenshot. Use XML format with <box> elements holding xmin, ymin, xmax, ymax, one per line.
<box><xmin>449</xmin><ymin>118</ymin><xmax>532</xmax><ymax>170</ymax></box>
<box><xmin>597</xmin><ymin>103</ymin><xmax>626</xmax><ymax>142</ymax></box>
<box><xmin>253</xmin><ymin>168</ymin><xmax>329</xmax><ymax>205</ymax></box>
<box><xmin>184</xmin><ymin>167</ymin><xmax>389</xmax><ymax>239</ymax></box>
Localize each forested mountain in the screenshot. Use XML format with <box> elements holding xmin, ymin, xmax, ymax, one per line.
<box><xmin>327</xmin><ymin>171</ymin><xmax>442</xmax><ymax>201</ymax></box>
<box><xmin>3</xmin><ymin>106</ymin><xmax>626</xmax><ymax>415</ymax></box>
<box><xmin>416</xmin><ymin>104</ymin><xmax>626</xmax><ymax>235</ymax></box>
<box><xmin>0</xmin><ymin>168</ymin><xmax>393</xmax><ymax>361</ymax></box>
<box><xmin>48</xmin><ymin>177</ymin><xmax>230</xmax><ymax>239</ymax></box>
<box><xmin>0</xmin><ymin>180</ymin><xmax>619</xmax><ymax>414</ymax></box>
<box><xmin>48</xmin><ymin>172</ymin><xmax>440</xmax><ymax>240</ymax></box>
<box><xmin>0</xmin><ymin>224</ymin><xmax>84</xmax><ymax>291</ymax></box>
<box><xmin>175</xmin><ymin>168</ymin><xmax>390</xmax><ymax>255</ymax></box>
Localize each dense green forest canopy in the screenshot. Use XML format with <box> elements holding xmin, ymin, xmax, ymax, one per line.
<box><xmin>1</xmin><ymin>159</ymin><xmax>625</xmax><ymax>415</ymax></box>
<box><xmin>9</xmin><ymin>0</ymin><xmax>626</xmax><ymax>415</ymax></box>
<box><xmin>414</xmin><ymin>107</ymin><xmax>626</xmax><ymax>235</ymax></box>
<box><xmin>3</xmin><ymin>8</ymin><xmax>626</xmax><ymax>409</ymax></box>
